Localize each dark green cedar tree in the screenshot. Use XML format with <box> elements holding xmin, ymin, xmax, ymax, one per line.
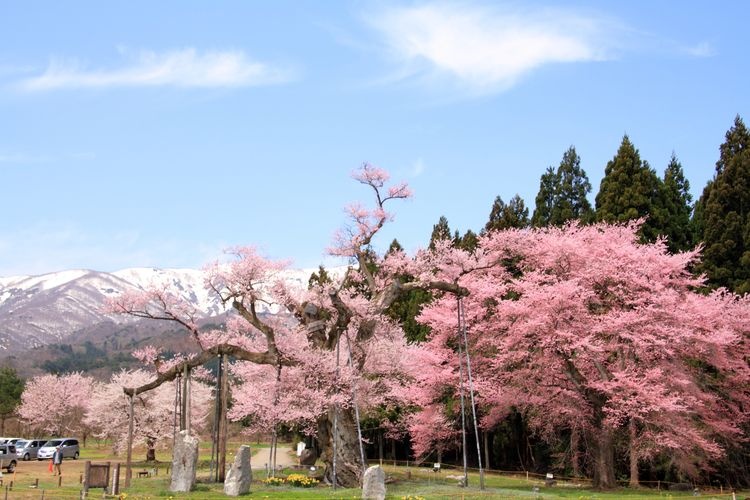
<box><xmin>0</xmin><ymin>367</ymin><xmax>23</xmax><ymax>435</ymax></box>
<box><xmin>532</xmin><ymin>146</ymin><xmax>594</xmax><ymax>227</ymax></box>
<box><xmin>696</xmin><ymin>115</ymin><xmax>750</xmax><ymax>293</ymax></box>
<box><xmin>595</xmin><ymin>135</ymin><xmax>667</xmax><ymax>242</ymax></box>
<box><xmin>429</xmin><ymin>216</ymin><xmax>452</xmax><ymax>250</ymax></box>
<box><xmin>484</xmin><ymin>194</ymin><xmax>530</xmax><ymax>233</ymax></box>
<box><xmin>660</xmin><ymin>153</ymin><xmax>694</xmax><ymax>252</ymax></box>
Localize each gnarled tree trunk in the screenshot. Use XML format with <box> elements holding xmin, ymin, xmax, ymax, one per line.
<box><xmin>629</xmin><ymin>419</ymin><xmax>640</xmax><ymax>487</ymax></box>
<box><xmin>571</xmin><ymin>425</ymin><xmax>581</xmax><ymax>478</ymax></box>
<box><xmin>317</xmin><ymin>406</ymin><xmax>365</xmax><ymax>487</ymax></box>
<box><xmin>591</xmin><ymin>428</ymin><xmax>616</xmax><ymax>489</ymax></box>
<box><xmin>146</xmin><ymin>437</ymin><xmax>157</xmax><ymax>462</ymax></box>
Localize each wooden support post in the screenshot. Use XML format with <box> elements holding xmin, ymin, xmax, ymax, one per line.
<box><xmin>186</xmin><ymin>365</ymin><xmax>192</xmax><ymax>434</ymax></box>
<box><xmin>83</xmin><ymin>461</ymin><xmax>91</xmax><ymax>495</ymax></box>
<box><xmin>112</xmin><ymin>463</ymin><xmax>121</xmax><ymax>495</ymax></box>
<box><xmin>105</xmin><ymin>462</ymin><xmax>111</xmax><ymax>495</ymax></box>
<box><xmin>181</xmin><ymin>364</ymin><xmax>188</xmax><ymax>431</ymax></box>
<box><xmin>218</xmin><ymin>354</ymin><xmax>228</xmax><ymax>482</ymax></box>
<box><xmin>125</xmin><ymin>393</ymin><xmax>135</xmax><ymax>488</ymax></box>
<box><xmin>378</xmin><ymin>430</ymin><xmax>383</xmax><ymax>465</ymax></box>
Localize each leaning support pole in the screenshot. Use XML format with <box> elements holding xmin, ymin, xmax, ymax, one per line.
<box><xmin>125</xmin><ymin>393</ymin><xmax>135</xmax><ymax>488</ymax></box>
<box><xmin>458</xmin><ymin>297</ymin><xmax>485</xmax><ymax>490</ymax></box>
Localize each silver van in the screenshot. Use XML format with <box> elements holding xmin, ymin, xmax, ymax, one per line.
<box><xmin>0</xmin><ymin>444</ymin><xmax>18</xmax><ymax>472</ymax></box>
<box><xmin>37</xmin><ymin>438</ymin><xmax>80</xmax><ymax>460</ymax></box>
<box><xmin>15</xmin><ymin>439</ymin><xmax>44</xmax><ymax>461</ymax></box>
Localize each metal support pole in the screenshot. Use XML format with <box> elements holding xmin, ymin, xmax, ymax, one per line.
<box><xmin>458</xmin><ymin>297</ymin><xmax>485</xmax><ymax>490</ymax></box>
<box><xmin>457</xmin><ymin>336</ymin><xmax>468</xmax><ymax>486</ymax></box>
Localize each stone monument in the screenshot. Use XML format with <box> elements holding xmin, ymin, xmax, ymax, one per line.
<box><xmin>169</xmin><ymin>430</ymin><xmax>199</xmax><ymax>492</ymax></box>
<box><xmin>224</xmin><ymin>445</ymin><xmax>252</xmax><ymax>496</ymax></box>
<box><xmin>362</xmin><ymin>465</ymin><xmax>386</xmax><ymax>500</ymax></box>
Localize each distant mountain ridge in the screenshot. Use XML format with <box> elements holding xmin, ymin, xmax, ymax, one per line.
<box><xmin>0</xmin><ymin>266</ymin><xmax>324</xmax><ymax>354</ymax></box>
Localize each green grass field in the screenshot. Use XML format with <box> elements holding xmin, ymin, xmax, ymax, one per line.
<box><xmin>4</xmin><ymin>441</ymin><xmax>739</xmax><ymax>499</ymax></box>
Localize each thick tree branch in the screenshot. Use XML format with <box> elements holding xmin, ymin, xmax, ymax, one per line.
<box><xmin>231</xmin><ymin>299</ymin><xmax>279</xmax><ymax>358</ymax></box>
<box><xmin>122</xmin><ymin>343</ymin><xmax>290</xmax><ymax>396</ymax></box>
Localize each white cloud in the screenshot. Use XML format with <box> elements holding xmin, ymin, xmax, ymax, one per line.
<box><xmin>367</xmin><ymin>3</ymin><xmax>615</xmax><ymax>93</ymax></box>
<box><xmin>17</xmin><ymin>48</ymin><xmax>295</xmax><ymax>91</ymax></box>
<box><xmin>0</xmin><ymin>151</ymin><xmax>95</xmax><ymax>165</ymax></box>
<box><xmin>684</xmin><ymin>41</ymin><xmax>714</xmax><ymax>58</ymax></box>
<box><xmin>411</xmin><ymin>158</ymin><xmax>426</xmax><ymax>177</ymax></box>
<box><xmin>0</xmin><ymin>152</ymin><xmax>50</xmax><ymax>164</ymax></box>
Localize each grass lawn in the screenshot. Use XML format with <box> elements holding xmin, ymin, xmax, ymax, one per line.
<box><xmin>2</xmin><ymin>441</ymin><xmax>738</xmax><ymax>499</ymax></box>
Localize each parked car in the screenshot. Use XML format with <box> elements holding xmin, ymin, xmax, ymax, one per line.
<box><xmin>0</xmin><ymin>444</ymin><xmax>18</xmax><ymax>472</ymax></box>
<box><xmin>0</xmin><ymin>437</ymin><xmax>21</xmax><ymax>445</ymax></box>
<box><xmin>37</xmin><ymin>438</ymin><xmax>80</xmax><ymax>460</ymax></box>
<box><xmin>15</xmin><ymin>439</ymin><xmax>44</xmax><ymax>461</ymax></box>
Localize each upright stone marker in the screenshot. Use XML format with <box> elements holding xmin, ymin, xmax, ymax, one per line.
<box><xmin>170</xmin><ymin>430</ymin><xmax>199</xmax><ymax>492</ymax></box>
<box><xmin>362</xmin><ymin>465</ymin><xmax>386</xmax><ymax>500</ymax></box>
<box><xmin>224</xmin><ymin>445</ymin><xmax>252</xmax><ymax>496</ymax></box>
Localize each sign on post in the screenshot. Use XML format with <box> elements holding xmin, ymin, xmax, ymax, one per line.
<box><xmin>83</xmin><ymin>461</ymin><xmax>112</xmax><ymax>495</ymax></box>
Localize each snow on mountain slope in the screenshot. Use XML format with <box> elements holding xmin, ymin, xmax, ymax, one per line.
<box><xmin>0</xmin><ymin>265</ymin><xmax>347</xmax><ymax>353</ymax></box>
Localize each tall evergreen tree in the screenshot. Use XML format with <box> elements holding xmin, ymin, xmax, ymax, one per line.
<box><xmin>595</xmin><ymin>135</ymin><xmax>666</xmax><ymax>242</ymax></box>
<box><xmin>0</xmin><ymin>367</ymin><xmax>23</xmax><ymax>435</ymax></box>
<box><xmin>691</xmin><ymin>180</ymin><xmax>713</xmax><ymax>245</ymax></box>
<box><xmin>456</xmin><ymin>229</ymin><xmax>479</xmax><ymax>253</ymax></box>
<box><xmin>660</xmin><ymin>153</ymin><xmax>693</xmax><ymax>252</ymax></box>
<box><xmin>485</xmin><ymin>194</ymin><xmax>530</xmax><ymax>232</ymax></box>
<box><xmin>696</xmin><ymin>115</ymin><xmax>750</xmax><ymax>293</ymax></box>
<box><xmin>429</xmin><ymin>215</ymin><xmax>452</xmax><ymax>250</ymax></box>
<box><xmin>532</xmin><ymin>146</ymin><xmax>594</xmax><ymax>227</ymax></box>
<box><xmin>384</xmin><ymin>239</ymin><xmax>433</xmax><ymax>342</ymax></box>
<box><xmin>532</xmin><ymin>167</ymin><xmax>556</xmax><ymax>227</ymax></box>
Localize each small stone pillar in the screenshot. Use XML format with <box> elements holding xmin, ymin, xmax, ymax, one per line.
<box><xmin>170</xmin><ymin>430</ymin><xmax>199</xmax><ymax>492</ymax></box>
<box><xmin>362</xmin><ymin>465</ymin><xmax>386</xmax><ymax>500</ymax></box>
<box><xmin>224</xmin><ymin>445</ymin><xmax>252</xmax><ymax>496</ymax></box>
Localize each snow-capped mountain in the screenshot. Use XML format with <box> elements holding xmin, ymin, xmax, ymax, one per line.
<box><xmin>0</xmin><ymin>266</ymin><xmax>329</xmax><ymax>353</ymax></box>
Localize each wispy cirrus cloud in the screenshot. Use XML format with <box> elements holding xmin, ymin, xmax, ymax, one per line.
<box><xmin>16</xmin><ymin>47</ymin><xmax>296</xmax><ymax>91</ymax></box>
<box><xmin>366</xmin><ymin>3</ymin><xmax>618</xmax><ymax>94</ymax></box>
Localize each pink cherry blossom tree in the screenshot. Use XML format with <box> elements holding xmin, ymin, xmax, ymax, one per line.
<box><xmin>18</xmin><ymin>372</ymin><xmax>96</xmax><ymax>443</ymax></box>
<box><xmin>84</xmin><ymin>369</ymin><xmax>212</xmax><ymax>461</ymax></box>
<box><xmin>108</xmin><ymin>163</ymin><xmax>464</xmax><ymax>487</ymax></box>
<box><xmin>413</xmin><ymin>221</ymin><xmax>750</xmax><ymax>488</ymax></box>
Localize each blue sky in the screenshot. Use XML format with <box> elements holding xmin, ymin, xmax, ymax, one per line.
<box><xmin>0</xmin><ymin>1</ymin><xmax>748</xmax><ymax>276</ymax></box>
